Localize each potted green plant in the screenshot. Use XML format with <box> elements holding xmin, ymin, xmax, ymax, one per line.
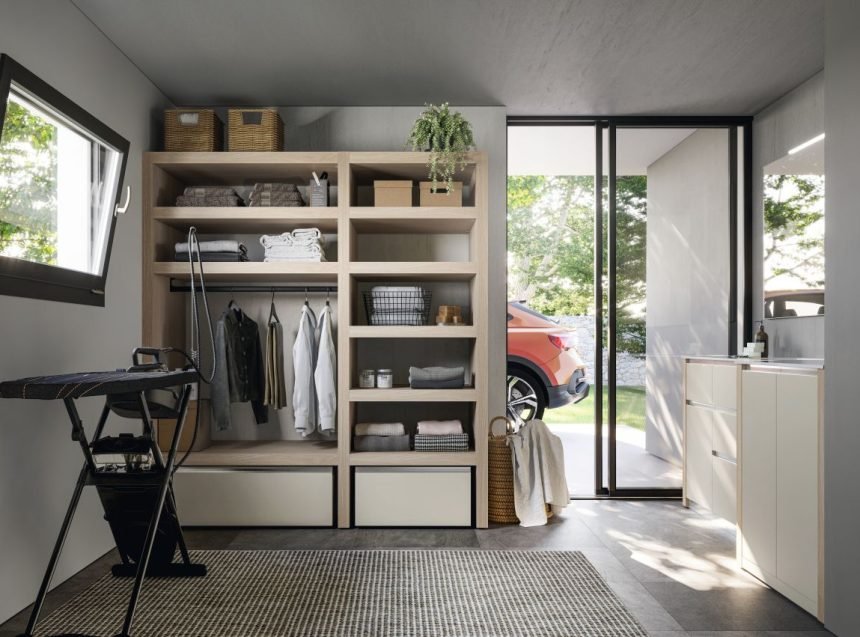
<box><xmin>407</xmin><ymin>103</ymin><xmax>475</xmax><ymax>192</ymax></box>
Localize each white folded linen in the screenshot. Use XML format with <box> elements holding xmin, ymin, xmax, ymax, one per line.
<box><xmin>510</xmin><ymin>419</ymin><xmax>569</xmax><ymax>527</ymax></box>
<box><xmin>292</xmin><ymin>227</ymin><xmax>323</xmax><ymax>243</ymax></box>
<box><xmin>264</xmin><ymin>254</ymin><xmax>326</xmax><ymax>262</ymax></box>
<box><xmin>416</xmin><ymin>419</ymin><xmax>463</xmax><ymax>435</ymax></box>
<box><xmin>175</xmin><ymin>240</ymin><xmax>244</xmax><ymax>254</ymax></box>
<box><xmin>354</xmin><ymin>422</ymin><xmax>406</xmax><ymax>436</ymax></box>
<box><xmin>370</xmin><ymin>312</ymin><xmax>423</xmax><ymax>326</ymax></box>
<box><xmin>265</xmin><ymin>243</ymin><xmax>323</xmax><ymax>257</ymax></box>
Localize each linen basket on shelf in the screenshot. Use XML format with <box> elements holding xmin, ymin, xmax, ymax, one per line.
<box><xmin>487</xmin><ymin>416</ymin><xmax>553</xmax><ymax>524</ymax></box>
<box><xmin>228</xmin><ymin>108</ymin><xmax>284</xmax><ymax>151</ymax></box>
<box><xmin>164</xmin><ymin>109</ymin><xmax>223</xmax><ymax>152</ymax></box>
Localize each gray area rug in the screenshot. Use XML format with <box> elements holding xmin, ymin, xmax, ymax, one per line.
<box><xmin>35</xmin><ymin>550</ymin><xmax>648</xmax><ymax>636</ymax></box>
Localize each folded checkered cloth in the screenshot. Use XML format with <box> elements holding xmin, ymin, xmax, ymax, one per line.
<box><xmin>413</xmin><ymin>433</ymin><xmax>470</xmax><ymax>452</ymax></box>
<box><xmin>252</xmin><ymin>183</ymin><xmax>299</xmax><ymax>193</ymax></box>
<box><xmin>250</xmin><ymin>192</ymin><xmax>305</xmax><ymax>207</ymax></box>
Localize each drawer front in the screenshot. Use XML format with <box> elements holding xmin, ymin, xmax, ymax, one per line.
<box><xmin>355</xmin><ymin>467</ymin><xmax>472</xmax><ymax>527</ymax></box>
<box><xmin>713</xmin><ymin>411</ymin><xmax>737</xmax><ymax>461</ymax></box>
<box><xmin>686</xmin><ymin>363</ymin><xmax>714</xmax><ymax>405</ymax></box>
<box><xmin>174</xmin><ymin>468</ymin><xmax>334</xmax><ymax>526</ymax></box>
<box><xmin>685</xmin><ymin>404</ymin><xmax>713</xmax><ymax>509</ymax></box>
<box><xmin>712</xmin><ymin>365</ymin><xmax>738</xmax><ymax>411</ymax></box>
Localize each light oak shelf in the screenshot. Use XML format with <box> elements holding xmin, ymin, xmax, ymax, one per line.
<box><xmin>348</xmin><ymin>387</ymin><xmax>478</xmax><ymax>402</ymax></box>
<box><xmin>349</xmin><ymin>207</ymin><xmax>477</xmax><ymax>233</ymax></box>
<box><xmin>152</xmin><ymin>207</ymin><xmax>340</xmax><ymax>233</ymax></box>
<box><xmin>349</xmin><ymin>451</ymin><xmax>478</xmax><ymax>467</ymax></box>
<box><xmin>350</xmin><ymin>261</ymin><xmax>476</xmax><ymax>281</ymax></box>
<box><xmin>348</xmin><ymin>325</ymin><xmax>477</xmax><ymax>339</ymax></box>
<box><xmin>147</xmin><ymin>151</ymin><xmax>341</xmax><ymax>183</ymax></box>
<box><xmin>152</xmin><ymin>261</ymin><xmax>338</xmax><ymax>282</ymax></box>
<box><xmin>180</xmin><ymin>440</ymin><xmax>338</xmax><ymax>467</ymax></box>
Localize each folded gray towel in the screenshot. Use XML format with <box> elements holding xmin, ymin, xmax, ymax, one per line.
<box><xmin>183</xmin><ymin>186</ymin><xmax>238</xmax><ymax>197</ymax></box>
<box><xmin>409</xmin><ymin>366</ymin><xmax>465</xmax><ymax>383</ymax></box>
<box><xmin>353</xmin><ymin>435</ymin><xmax>411</xmax><ymax>452</ymax></box>
<box><xmin>175</xmin><ymin>240</ymin><xmax>246</xmax><ymax>254</ymax></box>
<box><xmin>176</xmin><ymin>195</ymin><xmax>242</xmax><ymax>207</ymax></box>
<box><xmin>410</xmin><ymin>377</ymin><xmax>465</xmax><ymax>389</ymax></box>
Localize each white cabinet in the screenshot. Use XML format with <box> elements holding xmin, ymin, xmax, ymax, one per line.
<box><xmin>683</xmin><ymin>361</ymin><xmax>738</xmax><ymax>523</ymax></box>
<box><xmin>739</xmin><ymin>368</ymin><xmax>822</xmax><ymax>618</ymax></box>
<box><xmin>354</xmin><ymin>467</ymin><xmax>472</xmax><ymax>527</ymax></box>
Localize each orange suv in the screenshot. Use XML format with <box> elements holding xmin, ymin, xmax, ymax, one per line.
<box><xmin>507</xmin><ymin>301</ymin><xmax>589</xmax><ymax>424</ymax></box>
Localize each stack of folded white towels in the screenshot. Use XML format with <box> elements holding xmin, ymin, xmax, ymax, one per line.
<box><xmin>413</xmin><ymin>419</ymin><xmax>469</xmax><ymax>452</ymax></box>
<box><xmin>260</xmin><ymin>228</ymin><xmax>326</xmax><ymax>262</ymax></box>
<box><xmin>353</xmin><ymin>422</ymin><xmax>410</xmax><ymax>452</ymax></box>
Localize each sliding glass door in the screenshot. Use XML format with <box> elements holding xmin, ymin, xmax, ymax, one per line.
<box><xmin>508</xmin><ymin>117</ymin><xmax>751</xmax><ymax>497</ymax></box>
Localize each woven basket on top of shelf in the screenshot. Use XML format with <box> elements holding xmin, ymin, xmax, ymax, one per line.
<box><xmin>164</xmin><ymin>109</ymin><xmax>223</xmax><ymax>152</ymax></box>
<box><xmin>228</xmin><ymin>108</ymin><xmax>284</xmax><ymax>151</ymax></box>
<box><xmin>488</xmin><ymin>416</ymin><xmax>553</xmax><ymax>524</ymax></box>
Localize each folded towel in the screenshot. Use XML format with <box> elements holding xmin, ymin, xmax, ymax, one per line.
<box><xmin>353</xmin><ymin>434</ymin><xmax>411</xmax><ymax>452</ymax></box>
<box><xmin>410</xmin><ymin>377</ymin><xmax>465</xmax><ymax>389</ymax></box>
<box><xmin>176</xmin><ymin>195</ymin><xmax>242</xmax><ymax>207</ymax></box>
<box><xmin>416</xmin><ymin>419</ymin><xmax>463</xmax><ymax>435</ymax></box>
<box><xmin>252</xmin><ymin>182</ymin><xmax>300</xmax><ymax>193</ymax></box>
<box><xmin>292</xmin><ymin>227</ymin><xmax>323</xmax><ymax>242</ymax></box>
<box><xmin>174</xmin><ymin>252</ymin><xmax>249</xmax><ymax>263</ymax></box>
<box><xmin>354</xmin><ymin>422</ymin><xmax>406</xmax><ymax>437</ymax></box>
<box><xmin>175</xmin><ymin>240</ymin><xmax>245</xmax><ymax>254</ymax></box>
<box><xmin>260</xmin><ymin>230</ymin><xmax>326</xmax><ymax>250</ymax></box>
<box><xmin>250</xmin><ymin>191</ymin><xmax>305</xmax><ymax>207</ymax></box>
<box><xmin>184</xmin><ymin>186</ymin><xmax>238</xmax><ymax>197</ymax></box>
<box><xmin>265</xmin><ymin>244</ymin><xmax>323</xmax><ymax>257</ymax></box>
<box><xmin>264</xmin><ymin>255</ymin><xmax>326</xmax><ymax>263</ymax></box>
<box><xmin>413</xmin><ymin>433</ymin><xmax>470</xmax><ymax>452</ymax></box>
<box><xmin>409</xmin><ymin>366</ymin><xmax>465</xmax><ymax>383</ymax></box>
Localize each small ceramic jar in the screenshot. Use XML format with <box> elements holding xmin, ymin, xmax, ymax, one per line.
<box><xmin>376</xmin><ymin>369</ymin><xmax>393</xmax><ymax>389</ymax></box>
<box><xmin>359</xmin><ymin>369</ymin><xmax>376</xmax><ymax>388</ymax></box>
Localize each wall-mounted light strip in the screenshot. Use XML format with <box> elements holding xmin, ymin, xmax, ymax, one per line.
<box><xmin>788</xmin><ymin>133</ymin><xmax>825</xmax><ymax>155</ymax></box>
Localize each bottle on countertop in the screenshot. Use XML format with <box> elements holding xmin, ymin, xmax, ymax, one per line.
<box><xmin>755</xmin><ymin>321</ymin><xmax>769</xmax><ymax>359</ymax></box>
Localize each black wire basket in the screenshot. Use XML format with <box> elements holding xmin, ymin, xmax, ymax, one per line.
<box><xmin>362</xmin><ymin>288</ymin><xmax>432</xmax><ymax>326</ymax></box>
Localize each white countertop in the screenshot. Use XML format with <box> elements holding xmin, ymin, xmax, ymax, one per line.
<box><xmin>685</xmin><ymin>355</ymin><xmax>824</xmax><ymax>370</ymax></box>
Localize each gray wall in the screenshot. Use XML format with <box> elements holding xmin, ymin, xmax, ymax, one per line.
<box><xmin>753</xmin><ymin>72</ymin><xmax>825</xmax><ymax>358</ymax></box>
<box><xmin>644</xmin><ymin>129</ymin><xmax>730</xmax><ymax>465</ymax></box>
<box><xmin>824</xmin><ymin>2</ymin><xmax>860</xmax><ymax>634</ymax></box>
<box><xmin>0</xmin><ymin>0</ymin><xmax>170</xmax><ymax>623</ymax></box>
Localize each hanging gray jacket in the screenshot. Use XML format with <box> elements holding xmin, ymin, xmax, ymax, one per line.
<box><xmin>211</xmin><ymin>304</ymin><xmax>268</xmax><ymax>431</ymax></box>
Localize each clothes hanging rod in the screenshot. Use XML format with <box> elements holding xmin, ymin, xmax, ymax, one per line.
<box><xmin>169</xmin><ymin>282</ymin><xmax>336</xmax><ymax>294</ymax></box>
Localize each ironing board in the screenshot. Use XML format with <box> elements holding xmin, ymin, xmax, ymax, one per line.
<box><xmin>1</xmin><ymin>368</ymin><xmax>204</xmax><ymax>637</ymax></box>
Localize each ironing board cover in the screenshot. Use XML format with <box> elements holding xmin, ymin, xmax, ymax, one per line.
<box><xmin>0</xmin><ymin>370</ymin><xmax>197</xmax><ymax>400</ymax></box>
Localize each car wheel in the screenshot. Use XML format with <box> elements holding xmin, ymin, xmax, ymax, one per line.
<box><xmin>506</xmin><ymin>367</ymin><xmax>546</xmax><ymax>426</ymax></box>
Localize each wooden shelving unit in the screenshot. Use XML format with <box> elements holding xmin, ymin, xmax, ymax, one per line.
<box><xmin>143</xmin><ymin>150</ymin><xmax>489</xmax><ymax>528</ymax></box>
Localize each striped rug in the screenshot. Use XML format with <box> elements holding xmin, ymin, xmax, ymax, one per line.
<box><xmin>35</xmin><ymin>550</ymin><xmax>647</xmax><ymax>636</ymax></box>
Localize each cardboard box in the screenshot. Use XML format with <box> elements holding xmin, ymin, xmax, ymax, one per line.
<box><xmin>374</xmin><ymin>180</ymin><xmax>413</xmax><ymax>207</ymax></box>
<box><xmin>419</xmin><ymin>181</ymin><xmax>463</xmax><ymax>207</ymax></box>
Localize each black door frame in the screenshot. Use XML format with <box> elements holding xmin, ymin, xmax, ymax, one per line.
<box><xmin>507</xmin><ymin>115</ymin><xmax>753</xmax><ymax>498</ymax></box>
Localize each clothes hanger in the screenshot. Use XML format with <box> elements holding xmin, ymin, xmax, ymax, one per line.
<box><xmin>269</xmin><ymin>288</ymin><xmax>280</xmax><ymax>323</ymax></box>
<box><xmin>325</xmin><ymin>287</ymin><xmax>331</xmax><ymax>308</ymax></box>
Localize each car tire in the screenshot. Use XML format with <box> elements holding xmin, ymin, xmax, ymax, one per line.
<box><xmin>506</xmin><ymin>366</ymin><xmax>546</xmax><ymax>426</ymax></box>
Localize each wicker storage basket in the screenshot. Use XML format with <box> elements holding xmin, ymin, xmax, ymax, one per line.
<box><xmin>164</xmin><ymin>109</ymin><xmax>222</xmax><ymax>152</ymax></box>
<box><xmin>487</xmin><ymin>417</ymin><xmax>553</xmax><ymax>524</ymax></box>
<box><xmin>228</xmin><ymin>108</ymin><xmax>284</xmax><ymax>151</ymax></box>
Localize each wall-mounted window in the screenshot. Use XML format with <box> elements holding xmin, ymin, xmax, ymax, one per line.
<box><xmin>0</xmin><ymin>54</ymin><xmax>129</xmax><ymax>306</ymax></box>
<box><xmin>763</xmin><ymin>133</ymin><xmax>825</xmax><ymax>318</ymax></box>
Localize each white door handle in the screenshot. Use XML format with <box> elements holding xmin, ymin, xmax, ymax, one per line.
<box><xmin>115</xmin><ymin>185</ymin><xmax>131</xmax><ymax>215</ymax></box>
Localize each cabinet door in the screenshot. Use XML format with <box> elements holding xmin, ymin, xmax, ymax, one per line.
<box><xmin>741</xmin><ymin>370</ymin><xmax>777</xmax><ymax>576</ymax></box>
<box><xmin>685</xmin><ymin>404</ymin><xmax>713</xmax><ymax>508</ymax></box>
<box><xmin>687</xmin><ymin>363</ymin><xmax>714</xmax><ymax>405</ymax></box>
<box><xmin>712</xmin><ymin>455</ymin><xmax>737</xmax><ymax>524</ymax></box>
<box><xmin>713</xmin><ymin>411</ymin><xmax>737</xmax><ymax>462</ymax></box>
<box><xmin>776</xmin><ymin>372</ymin><xmax>819</xmax><ymax>603</ymax></box>
<box><xmin>713</xmin><ymin>365</ymin><xmax>738</xmax><ymax>411</ymax></box>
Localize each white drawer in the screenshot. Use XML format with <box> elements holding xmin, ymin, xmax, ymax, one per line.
<box><xmin>174</xmin><ymin>467</ymin><xmax>334</xmax><ymax>526</ymax></box>
<box><xmin>686</xmin><ymin>363</ymin><xmax>714</xmax><ymax>405</ymax></box>
<box><xmin>355</xmin><ymin>467</ymin><xmax>472</xmax><ymax>527</ymax></box>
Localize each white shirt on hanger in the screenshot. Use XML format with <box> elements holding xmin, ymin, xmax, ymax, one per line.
<box><xmin>292</xmin><ymin>303</ymin><xmax>317</xmax><ymax>436</ymax></box>
<box><xmin>315</xmin><ymin>303</ymin><xmax>337</xmax><ymax>434</ymax></box>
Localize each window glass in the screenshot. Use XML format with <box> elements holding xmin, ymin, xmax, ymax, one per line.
<box><xmin>0</xmin><ymin>84</ymin><xmax>122</xmax><ymax>275</ymax></box>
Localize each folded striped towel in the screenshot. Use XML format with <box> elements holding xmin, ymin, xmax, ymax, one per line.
<box><xmin>176</xmin><ymin>195</ymin><xmax>242</xmax><ymax>207</ymax></box>
<box><xmin>414</xmin><ymin>433</ymin><xmax>470</xmax><ymax>452</ymax></box>
<box><xmin>184</xmin><ymin>186</ymin><xmax>238</xmax><ymax>197</ymax></box>
<box><xmin>175</xmin><ymin>240</ymin><xmax>246</xmax><ymax>254</ymax></box>
<box><xmin>354</xmin><ymin>422</ymin><xmax>406</xmax><ymax>437</ymax></box>
<box><xmin>416</xmin><ymin>419</ymin><xmax>463</xmax><ymax>435</ymax></box>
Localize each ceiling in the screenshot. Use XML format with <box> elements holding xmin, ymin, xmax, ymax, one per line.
<box><xmin>72</xmin><ymin>0</ymin><xmax>824</xmax><ymax>115</ymax></box>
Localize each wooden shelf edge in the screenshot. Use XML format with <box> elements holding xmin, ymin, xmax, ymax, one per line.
<box><xmin>349</xmin><ymin>451</ymin><xmax>478</xmax><ymax>466</ymax></box>
<box><xmin>348</xmin><ymin>325</ymin><xmax>477</xmax><ymax>338</ymax></box>
<box><xmin>348</xmin><ymin>388</ymin><xmax>478</xmax><ymax>402</ymax></box>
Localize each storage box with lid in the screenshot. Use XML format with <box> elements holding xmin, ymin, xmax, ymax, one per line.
<box><xmin>164</xmin><ymin>109</ymin><xmax>223</xmax><ymax>152</ymax></box>
<box><xmin>419</xmin><ymin>181</ymin><xmax>463</xmax><ymax>207</ymax></box>
<box><xmin>374</xmin><ymin>180</ymin><xmax>413</xmax><ymax>207</ymax></box>
<box><xmin>228</xmin><ymin>108</ymin><xmax>284</xmax><ymax>152</ymax></box>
